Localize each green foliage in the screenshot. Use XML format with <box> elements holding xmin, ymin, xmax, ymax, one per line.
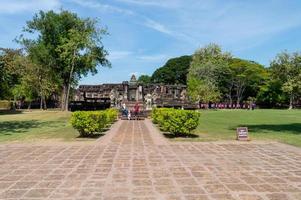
<box><xmin>270</xmin><ymin>51</ymin><xmax>301</xmax><ymax>109</ymax></box>
<box><xmin>19</xmin><ymin>10</ymin><xmax>110</xmax><ymax>110</ymax></box>
<box><xmin>151</xmin><ymin>55</ymin><xmax>192</xmax><ymax>85</ymax></box>
<box><xmin>256</xmin><ymin>79</ymin><xmax>287</xmax><ymax>107</ymax></box>
<box><xmin>227</xmin><ymin>58</ymin><xmax>267</xmax><ymax>104</ymax></box>
<box><xmin>187</xmin><ymin>44</ymin><xmax>267</xmax><ymax>105</ymax></box>
<box><xmin>137</xmin><ymin>75</ymin><xmax>152</xmax><ymax>85</ymax></box>
<box><xmin>188</xmin><ymin>44</ymin><xmax>231</xmax><ymax>103</ymax></box>
<box><xmin>70</xmin><ymin>109</ymin><xmax>118</xmax><ymax>137</ymax></box>
<box><xmin>152</xmin><ymin>108</ymin><xmax>200</xmax><ymax>136</ymax></box>
<box><xmin>0</xmin><ymin>48</ymin><xmax>23</xmax><ymax>100</ymax></box>
<box><xmin>188</xmin><ymin>77</ymin><xmax>220</xmax><ymax>103</ymax></box>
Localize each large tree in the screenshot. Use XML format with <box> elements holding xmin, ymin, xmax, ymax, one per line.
<box><xmin>270</xmin><ymin>51</ymin><xmax>301</xmax><ymax>109</ymax></box>
<box><xmin>226</xmin><ymin>58</ymin><xmax>267</xmax><ymax>105</ymax></box>
<box><xmin>0</xmin><ymin>48</ymin><xmax>23</xmax><ymax>100</ymax></box>
<box><xmin>0</xmin><ymin>48</ymin><xmax>41</xmax><ymax>109</ymax></box>
<box><xmin>151</xmin><ymin>55</ymin><xmax>192</xmax><ymax>85</ymax></box>
<box><xmin>25</xmin><ymin>43</ymin><xmax>59</xmax><ymax>109</ymax></box>
<box><xmin>18</xmin><ymin>10</ymin><xmax>110</xmax><ymax>111</ymax></box>
<box><xmin>187</xmin><ymin>44</ymin><xmax>231</xmax><ymax>104</ymax></box>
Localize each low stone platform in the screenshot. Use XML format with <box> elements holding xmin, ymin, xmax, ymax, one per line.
<box><xmin>1</xmin><ymin>120</ymin><xmax>301</xmax><ymax>199</ymax></box>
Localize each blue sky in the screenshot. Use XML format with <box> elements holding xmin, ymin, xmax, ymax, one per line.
<box><xmin>1</xmin><ymin>0</ymin><xmax>301</xmax><ymax>85</ymax></box>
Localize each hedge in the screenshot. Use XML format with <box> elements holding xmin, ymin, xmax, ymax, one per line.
<box><xmin>70</xmin><ymin>108</ymin><xmax>118</xmax><ymax>137</ymax></box>
<box><xmin>151</xmin><ymin>108</ymin><xmax>200</xmax><ymax>136</ymax></box>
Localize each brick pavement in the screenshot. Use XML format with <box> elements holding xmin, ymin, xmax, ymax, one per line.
<box><xmin>1</xmin><ymin>119</ymin><xmax>301</xmax><ymax>199</ymax></box>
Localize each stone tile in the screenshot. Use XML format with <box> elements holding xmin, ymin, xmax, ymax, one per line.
<box><xmin>181</xmin><ymin>186</ymin><xmax>205</xmax><ymax>194</ymax></box>
<box><xmin>203</xmin><ymin>184</ymin><xmax>228</xmax><ymax>193</ymax></box>
<box><xmin>226</xmin><ymin>184</ymin><xmax>253</xmax><ymax>192</ymax></box>
<box><xmin>1</xmin><ymin>120</ymin><xmax>301</xmax><ymax>199</ymax></box>
<box><xmin>24</xmin><ymin>188</ymin><xmax>53</xmax><ymax>198</ymax></box>
<box><xmin>0</xmin><ymin>189</ymin><xmax>27</xmax><ymax>198</ymax></box>
<box><xmin>11</xmin><ymin>181</ymin><xmax>37</xmax><ymax>189</ymax></box>
<box><xmin>210</xmin><ymin>194</ymin><xmax>236</xmax><ymax>200</ymax></box>
<box><xmin>266</xmin><ymin>193</ymin><xmax>290</xmax><ymax>200</ymax></box>
<box><xmin>251</xmin><ymin>184</ymin><xmax>278</xmax><ymax>192</ymax></box>
<box><xmin>238</xmin><ymin>194</ymin><xmax>264</xmax><ymax>200</ymax></box>
<box><xmin>184</xmin><ymin>195</ymin><xmax>209</xmax><ymax>200</ymax></box>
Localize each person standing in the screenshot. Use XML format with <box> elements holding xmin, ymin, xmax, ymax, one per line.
<box><xmin>122</xmin><ymin>102</ymin><xmax>128</xmax><ymax>116</ymax></box>
<box><xmin>134</xmin><ymin>102</ymin><xmax>140</xmax><ymax>119</ymax></box>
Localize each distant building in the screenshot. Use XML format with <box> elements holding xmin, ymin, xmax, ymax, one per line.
<box><xmin>73</xmin><ymin>75</ymin><xmax>198</xmax><ymax>110</ymax></box>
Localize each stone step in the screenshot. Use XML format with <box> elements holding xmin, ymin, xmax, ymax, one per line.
<box><xmin>120</xmin><ymin>116</ymin><xmax>146</xmax><ymax>120</ymax></box>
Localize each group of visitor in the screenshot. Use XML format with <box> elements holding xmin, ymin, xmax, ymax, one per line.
<box><xmin>121</xmin><ymin>102</ymin><xmax>140</xmax><ymax>120</ymax></box>
<box><xmin>200</xmin><ymin>102</ymin><xmax>256</xmax><ymax>110</ymax></box>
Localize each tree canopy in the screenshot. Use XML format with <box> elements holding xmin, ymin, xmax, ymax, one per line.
<box><xmin>151</xmin><ymin>55</ymin><xmax>192</xmax><ymax>85</ymax></box>
<box><xmin>18</xmin><ymin>10</ymin><xmax>110</xmax><ymax>110</ymax></box>
<box><xmin>269</xmin><ymin>51</ymin><xmax>301</xmax><ymax>109</ymax></box>
<box><xmin>187</xmin><ymin>44</ymin><xmax>231</xmax><ymax>103</ymax></box>
<box><xmin>137</xmin><ymin>75</ymin><xmax>152</xmax><ymax>85</ymax></box>
<box><xmin>187</xmin><ymin>44</ymin><xmax>267</xmax><ymax>105</ymax></box>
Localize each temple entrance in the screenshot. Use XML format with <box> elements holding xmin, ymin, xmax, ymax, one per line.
<box><xmin>129</xmin><ymin>89</ymin><xmax>137</xmax><ymax>101</ymax></box>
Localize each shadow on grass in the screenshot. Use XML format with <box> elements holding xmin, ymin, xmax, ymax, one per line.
<box><xmin>76</xmin><ymin>133</ymin><xmax>105</xmax><ymax>139</ymax></box>
<box><xmin>0</xmin><ymin>110</ymin><xmax>23</xmax><ymax>115</ymax></box>
<box><xmin>230</xmin><ymin>123</ymin><xmax>301</xmax><ymax>134</ymax></box>
<box><xmin>0</xmin><ymin>120</ymin><xmax>65</xmax><ymax>135</ymax></box>
<box><xmin>163</xmin><ymin>132</ymin><xmax>199</xmax><ymax>139</ymax></box>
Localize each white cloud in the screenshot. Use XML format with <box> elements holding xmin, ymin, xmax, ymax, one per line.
<box><xmin>138</xmin><ymin>54</ymin><xmax>170</xmax><ymax>62</ymax></box>
<box><xmin>114</xmin><ymin>0</ymin><xmax>180</xmax><ymax>8</ymax></box>
<box><xmin>143</xmin><ymin>18</ymin><xmax>173</xmax><ymax>35</ymax></box>
<box><xmin>69</xmin><ymin>0</ymin><xmax>134</xmax><ymax>15</ymax></box>
<box><xmin>108</xmin><ymin>50</ymin><xmax>133</xmax><ymax>60</ymax></box>
<box><xmin>108</xmin><ymin>50</ymin><xmax>171</xmax><ymax>62</ymax></box>
<box><xmin>70</xmin><ymin>0</ymin><xmax>188</xmax><ymax>40</ymax></box>
<box><xmin>0</xmin><ymin>0</ymin><xmax>60</xmax><ymax>14</ymax></box>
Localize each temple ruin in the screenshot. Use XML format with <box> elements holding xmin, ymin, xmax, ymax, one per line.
<box><xmin>73</xmin><ymin>75</ymin><xmax>198</xmax><ymax>110</ymax></box>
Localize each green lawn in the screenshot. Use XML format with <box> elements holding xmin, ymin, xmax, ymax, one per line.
<box><xmin>1</xmin><ymin>109</ymin><xmax>301</xmax><ymax>147</ymax></box>
<box><xmin>178</xmin><ymin>109</ymin><xmax>301</xmax><ymax>147</ymax></box>
<box><xmin>0</xmin><ymin>110</ymin><xmax>86</xmax><ymax>142</ymax></box>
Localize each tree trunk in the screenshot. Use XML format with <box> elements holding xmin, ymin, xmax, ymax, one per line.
<box><xmin>12</xmin><ymin>96</ymin><xmax>16</xmax><ymax>110</ymax></box>
<box><xmin>27</xmin><ymin>101</ymin><xmax>31</xmax><ymax>111</ymax></box>
<box><xmin>40</xmin><ymin>94</ymin><xmax>43</xmax><ymax>110</ymax></box>
<box><xmin>236</xmin><ymin>95</ymin><xmax>241</xmax><ymax>107</ymax></box>
<box><xmin>43</xmin><ymin>97</ymin><xmax>47</xmax><ymax>110</ymax></box>
<box><xmin>64</xmin><ymin>50</ymin><xmax>76</xmax><ymax>111</ymax></box>
<box><xmin>289</xmin><ymin>93</ymin><xmax>293</xmax><ymax>110</ymax></box>
<box><xmin>61</xmin><ymin>84</ymin><xmax>67</xmax><ymax>111</ymax></box>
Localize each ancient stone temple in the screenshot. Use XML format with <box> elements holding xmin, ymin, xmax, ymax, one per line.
<box><xmin>73</xmin><ymin>75</ymin><xmax>198</xmax><ymax>110</ymax></box>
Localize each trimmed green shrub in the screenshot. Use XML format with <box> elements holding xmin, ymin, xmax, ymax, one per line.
<box><xmin>70</xmin><ymin>109</ymin><xmax>118</xmax><ymax>137</ymax></box>
<box><xmin>151</xmin><ymin>108</ymin><xmax>200</xmax><ymax>136</ymax></box>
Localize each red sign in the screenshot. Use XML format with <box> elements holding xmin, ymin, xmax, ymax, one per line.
<box><xmin>236</xmin><ymin>127</ymin><xmax>249</xmax><ymax>141</ymax></box>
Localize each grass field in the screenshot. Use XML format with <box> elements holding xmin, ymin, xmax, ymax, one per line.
<box><xmin>177</xmin><ymin>109</ymin><xmax>301</xmax><ymax>147</ymax></box>
<box><xmin>1</xmin><ymin>109</ymin><xmax>301</xmax><ymax>147</ymax></box>
<box><xmin>0</xmin><ymin>110</ymin><xmax>82</xmax><ymax>142</ymax></box>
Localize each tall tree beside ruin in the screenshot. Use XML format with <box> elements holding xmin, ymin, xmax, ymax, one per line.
<box><xmin>19</xmin><ymin>10</ymin><xmax>110</xmax><ymax>111</ymax></box>
<box><xmin>187</xmin><ymin>44</ymin><xmax>231</xmax><ymax>104</ymax></box>
<box><xmin>226</xmin><ymin>58</ymin><xmax>267</xmax><ymax>105</ymax></box>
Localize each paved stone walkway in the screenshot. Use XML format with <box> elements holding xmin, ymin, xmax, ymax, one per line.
<box><xmin>1</xmin><ymin>120</ymin><xmax>301</xmax><ymax>200</ymax></box>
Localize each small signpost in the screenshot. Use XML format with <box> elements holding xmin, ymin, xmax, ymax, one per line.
<box><xmin>236</xmin><ymin>127</ymin><xmax>250</xmax><ymax>141</ymax></box>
